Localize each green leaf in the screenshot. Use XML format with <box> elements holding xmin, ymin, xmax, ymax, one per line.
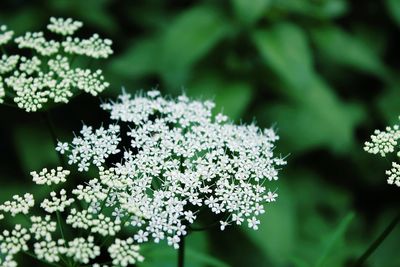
<box><xmin>13</xmin><ymin>125</ymin><xmax>59</xmax><ymax>172</ymax></box>
<box><xmin>244</xmin><ymin>180</ymin><xmax>297</xmax><ymax>266</ymax></box>
<box><xmin>253</xmin><ymin>23</ymin><xmax>314</xmax><ymax>91</ymax></box>
<box><xmin>386</xmin><ymin>0</ymin><xmax>400</xmax><ymax>27</ymax></box>
<box><xmin>253</xmin><ymin>23</ymin><xmax>365</xmax><ymax>152</ymax></box>
<box><xmin>185</xmin><ymin>73</ymin><xmax>254</xmax><ymax>121</ymax></box>
<box><xmin>244</xmin><ymin>171</ymin><xmax>360</xmax><ymax>267</ymax></box>
<box><xmin>109</xmin><ymin>37</ymin><xmax>161</xmax><ymax>78</ymax></box>
<box><xmin>378</xmin><ymin>86</ymin><xmax>400</xmax><ymax>123</ymax></box>
<box><xmin>139</xmin><ymin>232</ymin><xmax>227</xmax><ymax>267</ymax></box>
<box><xmin>311</xmin><ymin>26</ymin><xmax>389</xmax><ymax>79</ymax></box>
<box><xmin>316</xmin><ymin>212</ymin><xmax>355</xmax><ymax>267</ymax></box>
<box><xmin>159</xmin><ymin>5</ymin><xmax>232</xmax><ymax>87</ymax></box>
<box><xmin>272</xmin><ymin>0</ymin><xmax>348</xmax><ymax>19</ymax></box>
<box><xmin>48</xmin><ymin>0</ymin><xmax>117</xmax><ymax>32</ymax></box>
<box><xmin>262</xmin><ymin>77</ymin><xmax>364</xmax><ymax>152</ymax></box>
<box><xmin>232</xmin><ymin>0</ymin><xmax>271</xmax><ymax>25</ymax></box>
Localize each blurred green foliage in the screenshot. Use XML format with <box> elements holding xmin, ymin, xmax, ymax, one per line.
<box><xmin>1</xmin><ymin>0</ymin><xmax>400</xmax><ymax>266</ymax></box>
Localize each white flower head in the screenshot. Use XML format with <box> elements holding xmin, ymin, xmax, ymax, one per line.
<box><xmin>0</xmin><ymin>25</ymin><xmax>14</xmax><ymax>46</ymax></box>
<box><xmin>31</xmin><ymin>167</ymin><xmax>70</xmax><ymax>185</ymax></box>
<box><xmin>0</xmin><ymin>17</ymin><xmax>113</xmax><ymax>112</ymax></box>
<box><xmin>47</xmin><ymin>17</ymin><xmax>83</xmax><ymax>36</ymax></box>
<box><xmin>60</xmin><ymin>90</ymin><xmax>286</xmax><ymax>248</ymax></box>
<box><xmin>365</xmin><ymin>117</ymin><xmax>400</xmax><ymax>187</ymax></box>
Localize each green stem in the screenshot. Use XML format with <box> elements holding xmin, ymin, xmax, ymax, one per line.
<box><xmin>23</xmin><ymin>251</ymin><xmax>63</xmax><ymax>267</ymax></box>
<box><xmin>354</xmin><ymin>211</ymin><xmax>400</xmax><ymax>266</ymax></box>
<box><xmin>177</xmin><ymin>235</ymin><xmax>185</xmax><ymax>267</ymax></box>
<box><xmin>42</xmin><ymin>111</ymin><xmax>65</xmax><ymax>167</ymax></box>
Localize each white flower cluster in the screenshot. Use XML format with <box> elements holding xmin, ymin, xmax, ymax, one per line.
<box><xmin>47</xmin><ymin>17</ymin><xmax>83</xmax><ymax>36</ymax></box>
<box><xmin>0</xmin><ymin>167</ymin><xmax>144</xmax><ymax>266</ymax></box>
<box><xmin>57</xmin><ymin>124</ymin><xmax>121</xmax><ymax>171</ymax></box>
<box><xmin>40</xmin><ymin>189</ymin><xmax>74</xmax><ymax>213</ymax></box>
<box><xmin>29</xmin><ymin>215</ymin><xmax>57</xmax><ymax>240</ymax></box>
<box><xmin>59</xmin><ymin>90</ymin><xmax>286</xmax><ymax>249</ymax></box>
<box><xmin>108</xmin><ymin>238</ymin><xmax>144</xmax><ymax>266</ymax></box>
<box><xmin>0</xmin><ymin>17</ymin><xmax>112</xmax><ymax>112</ymax></box>
<box><xmin>63</xmin><ymin>34</ymin><xmax>113</xmax><ymax>58</ymax></box>
<box><xmin>0</xmin><ymin>25</ymin><xmax>13</xmax><ymax>46</ymax></box>
<box><xmin>365</xmin><ymin>117</ymin><xmax>400</xmax><ymax>187</ymax></box>
<box><xmin>0</xmin><ymin>92</ymin><xmax>284</xmax><ymax>265</ymax></box>
<box><xmin>31</xmin><ymin>167</ymin><xmax>70</xmax><ymax>185</ymax></box>
<box><xmin>0</xmin><ymin>193</ymin><xmax>34</xmax><ymax>216</ymax></box>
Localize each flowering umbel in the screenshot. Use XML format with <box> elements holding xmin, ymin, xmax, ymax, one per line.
<box><xmin>0</xmin><ymin>167</ymin><xmax>144</xmax><ymax>266</ymax></box>
<box><xmin>0</xmin><ymin>17</ymin><xmax>112</xmax><ymax>111</ymax></box>
<box><xmin>364</xmin><ymin>117</ymin><xmax>400</xmax><ymax>187</ymax></box>
<box><xmin>57</xmin><ymin>90</ymin><xmax>286</xmax><ymax>248</ymax></box>
<box><xmin>0</xmin><ymin>90</ymin><xmax>285</xmax><ymax>266</ymax></box>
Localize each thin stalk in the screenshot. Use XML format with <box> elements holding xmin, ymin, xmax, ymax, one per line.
<box><xmin>23</xmin><ymin>251</ymin><xmax>62</xmax><ymax>267</ymax></box>
<box><xmin>177</xmin><ymin>234</ymin><xmax>185</xmax><ymax>267</ymax></box>
<box><xmin>354</xmin><ymin>211</ymin><xmax>400</xmax><ymax>266</ymax></box>
<box><xmin>42</xmin><ymin>111</ymin><xmax>65</xmax><ymax>166</ymax></box>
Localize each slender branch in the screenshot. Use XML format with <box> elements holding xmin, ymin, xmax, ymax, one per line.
<box><xmin>354</xmin><ymin>211</ymin><xmax>400</xmax><ymax>266</ymax></box>
<box><xmin>177</xmin><ymin>234</ymin><xmax>185</xmax><ymax>267</ymax></box>
<box><xmin>42</xmin><ymin>111</ymin><xmax>65</xmax><ymax>167</ymax></box>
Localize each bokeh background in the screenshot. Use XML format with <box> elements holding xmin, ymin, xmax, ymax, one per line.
<box><xmin>0</xmin><ymin>0</ymin><xmax>400</xmax><ymax>266</ymax></box>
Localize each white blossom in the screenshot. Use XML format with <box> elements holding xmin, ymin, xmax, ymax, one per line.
<box><xmin>0</xmin><ymin>225</ymin><xmax>31</xmax><ymax>256</ymax></box>
<box><xmin>47</xmin><ymin>17</ymin><xmax>83</xmax><ymax>36</ymax></box>
<box><xmin>33</xmin><ymin>239</ymin><xmax>66</xmax><ymax>263</ymax></box>
<box><xmin>29</xmin><ymin>215</ymin><xmax>57</xmax><ymax>240</ymax></box>
<box><xmin>31</xmin><ymin>167</ymin><xmax>70</xmax><ymax>185</ymax></box>
<box><xmin>40</xmin><ymin>189</ymin><xmax>74</xmax><ymax>213</ymax></box>
<box><xmin>66</xmin><ymin>236</ymin><xmax>100</xmax><ymax>264</ymax></box>
<box><xmin>0</xmin><ymin>25</ymin><xmax>14</xmax><ymax>46</ymax></box>
<box><xmin>0</xmin><ymin>17</ymin><xmax>113</xmax><ymax>112</ymax></box>
<box><xmin>108</xmin><ymin>238</ymin><xmax>144</xmax><ymax>266</ymax></box>
<box><xmin>365</xmin><ymin>117</ymin><xmax>400</xmax><ymax>187</ymax></box>
<box><xmin>60</xmin><ymin>90</ymin><xmax>286</xmax><ymax>248</ymax></box>
<box><xmin>0</xmin><ymin>193</ymin><xmax>34</xmax><ymax>216</ymax></box>
<box><xmin>62</xmin><ymin>34</ymin><xmax>113</xmax><ymax>59</ymax></box>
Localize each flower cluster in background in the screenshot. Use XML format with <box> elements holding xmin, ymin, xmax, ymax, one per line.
<box><xmin>0</xmin><ymin>166</ymin><xmax>144</xmax><ymax>266</ymax></box>
<box><xmin>364</xmin><ymin>117</ymin><xmax>400</xmax><ymax>187</ymax></box>
<box><xmin>0</xmin><ymin>17</ymin><xmax>112</xmax><ymax>112</ymax></box>
<box><xmin>57</xmin><ymin>90</ymin><xmax>286</xmax><ymax>249</ymax></box>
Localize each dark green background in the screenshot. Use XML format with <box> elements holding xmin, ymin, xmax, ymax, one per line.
<box><xmin>0</xmin><ymin>0</ymin><xmax>399</xmax><ymax>266</ymax></box>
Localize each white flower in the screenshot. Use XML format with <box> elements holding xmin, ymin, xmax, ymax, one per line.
<box><xmin>31</xmin><ymin>167</ymin><xmax>70</xmax><ymax>185</ymax></box>
<box><xmin>0</xmin><ymin>224</ymin><xmax>31</xmax><ymax>256</ymax></box>
<box><xmin>365</xmin><ymin>117</ymin><xmax>400</xmax><ymax>187</ymax></box>
<box><xmin>0</xmin><ymin>25</ymin><xmax>14</xmax><ymax>46</ymax></box>
<box><xmin>0</xmin><ymin>193</ymin><xmax>35</xmax><ymax>216</ymax></box>
<box><xmin>66</xmin><ymin>236</ymin><xmax>100</xmax><ymax>264</ymax></box>
<box><xmin>56</xmin><ymin>142</ymin><xmax>69</xmax><ymax>154</ymax></box>
<box><xmin>66</xmin><ymin>124</ymin><xmax>121</xmax><ymax>171</ymax></box>
<box><xmin>15</xmin><ymin>31</ymin><xmax>60</xmax><ymax>56</ymax></box>
<box><xmin>265</xmin><ymin>191</ymin><xmax>278</xmax><ymax>202</ymax></box>
<box><xmin>60</xmin><ymin>91</ymin><xmax>285</xmax><ymax>248</ymax></box>
<box><xmin>247</xmin><ymin>217</ymin><xmax>260</xmax><ymax>230</ymax></box>
<box><xmin>0</xmin><ymin>18</ymin><xmax>113</xmax><ymax>112</ymax></box>
<box><xmin>33</xmin><ymin>239</ymin><xmax>66</xmax><ymax>263</ymax></box>
<box><xmin>108</xmin><ymin>238</ymin><xmax>144</xmax><ymax>266</ymax></box>
<box><xmin>47</xmin><ymin>17</ymin><xmax>83</xmax><ymax>36</ymax></box>
<box><xmin>29</xmin><ymin>215</ymin><xmax>57</xmax><ymax>240</ymax></box>
<box><xmin>40</xmin><ymin>189</ymin><xmax>74</xmax><ymax>213</ymax></box>
<box><xmin>62</xmin><ymin>34</ymin><xmax>113</xmax><ymax>58</ymax></box>
<box><xmin>0</xmin><ymin>55</ymin><xmax>19</xmax><ymax>74</ymax></box>
<box><xmin>386</xmin><ymin>162</ymin><xmax>400</xmax><ymax>187</ymax></box>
